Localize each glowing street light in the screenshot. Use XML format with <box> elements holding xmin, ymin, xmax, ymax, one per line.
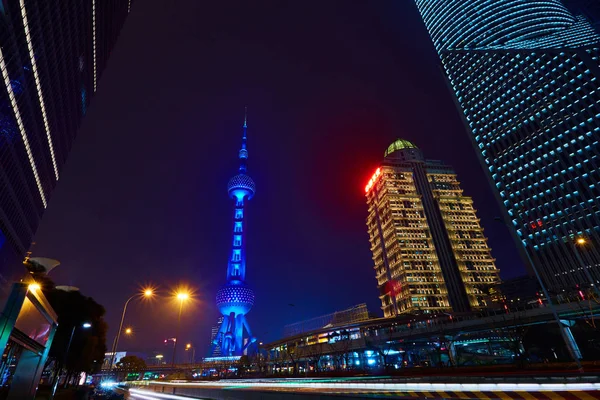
<box><xmin>177</xmin><ymin>292</ymin><xmax>190</xmax><ymax>301</ymax></box>
<box><xmin>109</xmin><ymin>287</ymin><xmax>155</xmax><ymax>373</ymax></box>
<box><xmin>125</xmin><ymin>327</ymin><xmax>132</xmax><ymax>335</ymax></box>
<box><xmin>171</xmin><ymin>290</ymin><xmax>191</xmax><ymax>366</ymax></box>
<box><xmin>82</xmin><ymin>322</ymin><xmax>92</xmax><ymax>329</ymax></box>
<box><xmin>571</xmin><ymin>236</ymin><xmax>600</xmax><ymax>301</ymax></box>
<box><xmin>185</xmin><ymin>343</ymin><xmax>195</xmax><ymax>364</ymax></box>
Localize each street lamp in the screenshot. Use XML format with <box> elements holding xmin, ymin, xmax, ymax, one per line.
<box><xmin>185</xmin><ymin>343</ymin><xmax>196</xmax><ymax>364</ymax></box>
<box><xmin>109</xmin><ymin>287</ymin><xmax>154</xmax><ymax>373</ymax></box>
<box><xmin>155</xmin><ymin>354</ymin><xmax>164</xmax><ymax>365</ymax></box>
<box><xmin>171</xmin><ymin>291</ymin><xmax>190</xmax><ymax>366</ymax></box>
<box><xmin>177</xmin><ymin>292</ymin><xmax>189</xmax><ymax>301</ymax></box>
<box><xmin>125</xmin><ymin>327</ymin><xmax>132</xmax><ymax>335</ymax></box>
<box><xmin>572</xmin><ymin>236</ymin><xmax>600</xmax><ymax>300</ymax></box>
<box><xmin>51</xmin><ymin>322</ymin><xmax>92</xmax><ymax>398</ymax></box>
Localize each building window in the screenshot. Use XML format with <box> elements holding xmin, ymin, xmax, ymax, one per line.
<box><xmin>234</xmin><ymin>222</ymin><xmax>242</xmax><ymax>232</ymax></box>
<box><xmin>232</xmin><ymin>251</ymin><xmax>241</xmax><ymax>261</ymax></box>
<box><xmin>234</xmin><ymin>235</ymin><xmax>241</xmax><ymax>246</ymax></box>
<box><xmin>235</xmin><ymin>209</ymin><xmax>243</xmax><ymax>219</ymax></box>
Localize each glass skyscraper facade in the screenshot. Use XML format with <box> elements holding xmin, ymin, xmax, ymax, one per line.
<box><xmin>415</xmin><ymin>0</ymin><xmax>600</xmax><ymax>291</ymax></box>
<box><xmin>0</xmin><ymin>0</ymin><xmax>132</xmax><ymax>295</ymax></box>
<box><xmin>365</xmin><ymin>139</ymin><xmax>500</xmax><ymax>316</ymax></box>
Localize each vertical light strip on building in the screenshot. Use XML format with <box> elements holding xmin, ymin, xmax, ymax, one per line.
<box><xmin>92</xmin><ymin>0</ymin><xmax>97</xmax><ymax>92</ymax></box>
<box><xmin>128</xmin><ymin>0</ymin><xmax>132</xmax><ymax>13</ymax></box>
<box><xmin>0</xmin><ymin>47</ymin><xmax>47</xmax><ymax>208</ymax></box>
<box><xmin>19</xmin><ymin>0</ymin><xmax>59</xmax><ymax>181</ymax></box>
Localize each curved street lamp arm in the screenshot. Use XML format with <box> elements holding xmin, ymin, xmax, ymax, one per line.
<box><xmin>109</xmin><ymin>294</ymin><xmax>138</xmax><ymax>371</ymax></box>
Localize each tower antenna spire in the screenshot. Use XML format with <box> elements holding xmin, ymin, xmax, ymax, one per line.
<box><xmin>239</xmin><ymin>107</ymin><xmax>248</xmax><ymax>173</ymax></box>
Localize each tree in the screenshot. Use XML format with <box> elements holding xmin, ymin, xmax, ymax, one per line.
<box><xmin>304</xmin><ymin>343</ymin><xmax>325</xmax><ymax>373</ymax></box>
<box><xmin>117</xmin><ymin>355</ymin><xmax>147</xmax><ymax>372</ymax></box>
<box><xmin>37</xmin><ymin>278</ymin><xmax>108</xmax><ymax>386</ymax></box>
<box><xmin>237</xmin><ymin>355</ymin><xmax>251</xmax><ymax>377</ymax></box>
<box><xmin>327</xmin><ymin>330</ymin><xmax>352</xmax><ymax>371</ymax></box>
<box><xmin>282</xmin><ymin>342</ymin><xmax>299</xmax><ymax>375</ymax></box>
<box><xmin>366</xmin><ymin>326</ymin><xmax>397</xmax><ymax>371</ymax></box>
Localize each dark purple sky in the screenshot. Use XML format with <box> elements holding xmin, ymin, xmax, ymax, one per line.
<box><xmin>33</xmin><ymin>0</ymin><xmax>524</xmax><ymax>357</ymax></box>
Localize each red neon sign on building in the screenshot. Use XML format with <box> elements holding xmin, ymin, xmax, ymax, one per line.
<box><xmin>365</xmin><ymin>167</ymin><xmax>381</xmax><ymax>193</ymax></box>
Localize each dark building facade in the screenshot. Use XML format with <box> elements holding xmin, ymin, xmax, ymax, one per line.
<box><xmin>365</xmin><ymin>139</ymin><xmax>500</xmax><ymax>316</ymax></box>
<box><xmin>415</xmin><ymin>0</ymin><xmax>600</xmax><ymax>292</ymax></box>
<box><xmin>0</xmin><ymin>0</ymin><xmax>132</xmax><ymax>299</ymax></box>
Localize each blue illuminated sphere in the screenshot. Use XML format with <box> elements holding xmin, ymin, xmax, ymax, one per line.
<box><xmin>216</xmin><ymin>283</ymin><xmax>255</xmax><ymax>316</ymax></box>
<box><xmin>228</xmin><ymin>174</ymin><xmax>255</xmax><ymax>200</ymax></box>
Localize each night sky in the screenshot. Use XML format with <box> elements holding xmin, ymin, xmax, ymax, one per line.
<box><xmin>33</xmin><ymin>1</ymin><xmax>524</xmax><ymax>357</ymax></box>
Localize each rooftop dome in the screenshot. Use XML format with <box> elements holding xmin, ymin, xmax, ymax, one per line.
<box><xmin>384</xmin><ymin>139</ymin><xmax>418</xmax><ymax>158</ymax></box>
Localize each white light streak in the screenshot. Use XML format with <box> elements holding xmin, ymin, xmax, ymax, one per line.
<box><xmin>0</xmin><ymin>47</ymin><xmax>47</xmax><ymax>208</ymax></box>
<box><xmin>19</xmin><ymin>0</ymin><xmax>59</xmax><ymax>181</ymax></box>
<box><xmin>131</xmin><ymin>380</ymin><xmax>600</xmax><ymax>393</ymax></box>
<box><xmin>92</xmin><ymin>0</ymin><xmax>97</xmax><ymax>92</ymax></box>
<box><xmin>130</xmin><ymin>389</ymin><xmax>189</xmax><ymax>400</ymax></box>
<box><xmin>128</xmin><ymin>0</ymin><xmax>131</xmax><ymax>13</ymax></box>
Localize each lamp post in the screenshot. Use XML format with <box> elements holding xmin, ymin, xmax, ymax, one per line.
<box><xmin>572</xmin><ymin>237</ymin><xmax>600</xmax><ymax>299</ymax></box>
<box><xmin>50</xmin><ymin>322</ymin><xmax>92</xmax><ymax>398</ymax></box>
<box><xmin>185</xmin><ymin>343</ymin><xmax>196</xmax><ymax>364</ymax></box>
<box><xmin>109</xmin><ymin>288</ymin><xmax>153</xmax><ymax>373</ymax></box>
<box><xmin>171</xmin><ymin>292</ymin><xmax>190</xmax><ymax>366</ymax></box>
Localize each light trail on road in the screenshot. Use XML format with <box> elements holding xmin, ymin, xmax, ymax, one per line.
<box><xmin>130</xmin><ymin>389</ymin><xmax>205</xmax><ymax>400</ymax></box>
<box><xmin>132</xmin><ymin>379</ymin><xmax>600</xmax><ymax>392</ymax></box>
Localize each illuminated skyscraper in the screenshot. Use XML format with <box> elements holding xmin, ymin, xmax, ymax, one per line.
<box><xmin>365</xmin><ymin>139</ymin><xmax>500</xmax><ymax>316</ymax></box>
<box><xmin>209</xmin><ymin>316</ymin><xmax>224</xmax><ymax>357</ymax></box>
<box><xmin>415</xmin><ymin>0</ymin><xmax>600</xmax><ymax>291</ymax></box>
<box><xmin>210</xmin><ymin>113</ymin><xmax>257</xmax><ymax>357</ymax></box>
<box><xmin>0</xmin><ymin>0</ymin><xmax>133</xmax><ymax>295</ymax></box>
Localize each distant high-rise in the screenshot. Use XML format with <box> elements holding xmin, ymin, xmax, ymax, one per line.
<box><xmin>0</xmin><ymin>0</ymin><xmax>132</xmax><ymax>288</ymax></box>
<box><xmin>365</xmin><ymin>139</ymin><xmax>500</xmax><ymax>316</ymax></box>
<box><xmin>415</xmin><ymin>0</ymin><xmax>600</xmax><ymax>291</ymax></box>
<box><xmin>209</xmin><ymin>316</ymin><xmax>224</xmax><ymax>357</ymax></box>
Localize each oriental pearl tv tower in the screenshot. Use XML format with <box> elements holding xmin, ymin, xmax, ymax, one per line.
<box><xmin>211</xmin><ymin>110</ymin><xmax>257</xmax><ymax>357</ymax></box>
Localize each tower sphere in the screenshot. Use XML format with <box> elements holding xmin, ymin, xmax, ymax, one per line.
<box><xmin>228</xmin><ymin>174</ymin><xmax>255</xmax><ymax>199</ymax></box>
<box><xmin>216</xmin><ymin>282</ymin><xmax>255</xmax><ymax>316</ymax></box>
